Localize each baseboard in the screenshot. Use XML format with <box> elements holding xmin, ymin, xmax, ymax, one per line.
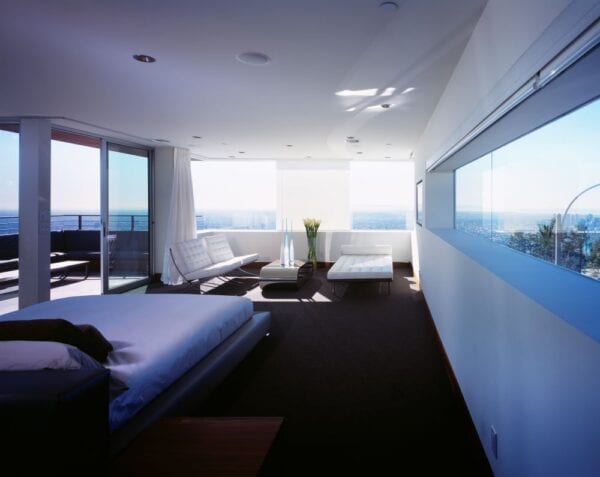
<box><xmin>418</xmin><ymin>293</ymin><xmax>494</xmax><ymax>476</ymax></box>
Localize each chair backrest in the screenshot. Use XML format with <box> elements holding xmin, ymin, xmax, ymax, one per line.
<box><xmin>170</xmin><ymin>237</ymin><xmax>212</xmax><ymax>281</ymax></box>
<box><xmin>204</xmin><ymin>234</ymin><xmax>234</xmax><ymax>263</ymax></box>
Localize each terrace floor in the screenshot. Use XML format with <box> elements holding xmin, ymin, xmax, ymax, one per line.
<box><xmin>0</xmin><ymin>273</ymin><xmax>101</xmax><ymax>315</ymax></box>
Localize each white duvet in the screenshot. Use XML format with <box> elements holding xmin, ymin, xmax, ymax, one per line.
<box><xmin>0</xmin><ymin>294</ymin><xmax>254</xmax><ymax>430</ymax></box>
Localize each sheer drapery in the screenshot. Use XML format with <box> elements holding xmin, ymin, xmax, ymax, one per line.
<box><xmin>161</xmin><ymin>148</ymin><xmax>197</xmax><ymax>284</ymax></box>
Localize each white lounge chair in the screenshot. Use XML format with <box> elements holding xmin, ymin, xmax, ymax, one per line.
<box><xmin>327</xmin><ymin>244</ymin><xmax>393</xmax><ymax>295</ymax></box>
<box><xmin>170</xmin><ymin>234</ymin><xmax>258</xmax><ymax>292</ymax></box>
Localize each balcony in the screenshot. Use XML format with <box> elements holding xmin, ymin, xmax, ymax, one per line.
<box><xmin>0</xmin><ymin>213</ymin><xmax>155</xmax><ymax>314</ymax></box>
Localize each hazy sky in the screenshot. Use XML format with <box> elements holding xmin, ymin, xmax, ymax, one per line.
<box><xmin>2</xmin><ymin>96</ymin><xmax>598</xmax><ymax>217</ymax></box>
<box><xmin>457</xmin><ymin>98</ymin><xmax>600</xmax><ymax>214</ymax></box>
<box><xmin>0</xmin><ymin>135</ymin><xmax>148</xmax><ymax>213</ymax></box>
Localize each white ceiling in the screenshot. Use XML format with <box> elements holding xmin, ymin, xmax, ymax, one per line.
<box><xmin>0</xmin><ymin>0</ymin><xmax>486</xmax><ymax>160</ymax></box>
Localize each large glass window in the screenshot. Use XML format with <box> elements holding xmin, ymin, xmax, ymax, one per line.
<box><xmin>455</xmin><ymin>97</ymin><xmax>600</xmax><ymax>280</ymax></box>
<box><xmin>0</xmin><ymin>126</ymin><xmax>19</xmax><ymax>235</ymax></box>
<box><xmin>350</xmin><ymin>161</ymin><xmax>415</xmax><ymax>230</ymax></box>
<box><xmin>278</xmin><ymin>160</ymin><xmax>350</xmax><ymax>230</ymax></box>
<box><xmin>0</xmin><ymin>125</ymin><xmax>19</xmax><ymax>314</ymax></box>
<box><xmin>191</xmin><ymin>160</ymin><xmax>276</xmax><ymax>230</ymax></box>
<box><xmin>51</xmin><ymin>135</ymin><xmax>101</xmax><ymax>231</ymax></box>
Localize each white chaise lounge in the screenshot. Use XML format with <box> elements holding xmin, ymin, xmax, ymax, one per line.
<box><xmin>327</xmin><ymin>244</ymin><xmax>393</xmax><ymax>295</ymax></box>
<box><xmin>170</xmin><ymin>233</ymin><xmax>258</xmax><ymax>292</ymax></box>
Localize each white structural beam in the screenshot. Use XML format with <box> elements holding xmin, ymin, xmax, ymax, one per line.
<box><xmin>18</xmin><ymin>118</ymin><xmax>51</xmax><ymax>308</ymax></box>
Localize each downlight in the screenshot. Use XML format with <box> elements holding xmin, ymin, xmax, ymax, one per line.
<box><xmin>379</xmin><ymin>2</ymin><xmax>399</xmax><ymax>12</ymax></box>
<box><xmin>133</xmin><ymin>54</ymin><xmax>156</xmax><ymax>63</ymax></box>
<box><xmin>236</xmin><ymin>52</ymin><xmax>271</xmax><ymax>66</ymax></box>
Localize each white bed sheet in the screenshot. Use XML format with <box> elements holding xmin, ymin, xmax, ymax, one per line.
<box><xmin>0</xmin><ymin>294</ymin><xmax>254</xmax><ymax>430</ymax></box>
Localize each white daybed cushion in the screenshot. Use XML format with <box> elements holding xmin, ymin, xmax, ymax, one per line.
<box><xmin>205</xmin><ymin>234</ymin><xmax>235</xmax><ymax>263</ymax></box>
<box><xmin>0</xmin><ymin>294</ymin><xmax>254</xmax><ymax>431</ymax></box>
<box><xmin>327</xmin><ymin>244</ymin><xmax>393</xmax><ymax>280</ymax></box>
<box><xmin>327</xmin><ymin>254</ymin><xmax>393</xmax><ymax>280</ymax></box>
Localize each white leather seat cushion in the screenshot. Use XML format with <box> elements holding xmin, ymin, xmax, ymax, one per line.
<box><xmin>205</xmin><ymin>234</ymin><xmax>235</xmax><ymax>263</ymax></box>
<box><xmin>171</xmin><ymin>238</ymin><xmax>213</xmax><ymax>278</ymax></box>
<box><xmin>184</xmin><ymin>253</ymin><xmax>259</xmax><ymax>281</ymax></box>
<box><xmin>327</xmin><ymin>254</ymin><xmax>393</xmax><ymax>280</ymax></box>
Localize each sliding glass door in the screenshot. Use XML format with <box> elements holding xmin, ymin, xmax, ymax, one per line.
<box><xmin>103</xmin><ymin>143</ymin><xmax>151</xmax><ymax>292</ymax></box>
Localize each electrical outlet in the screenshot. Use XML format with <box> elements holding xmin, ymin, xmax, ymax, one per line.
<box><xmin>490</xmin><ymin>426</ymin><xmax>498</xmax><ymax>459</ymax></box>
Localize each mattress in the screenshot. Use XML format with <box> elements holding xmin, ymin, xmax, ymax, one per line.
<box><xmin>0</xmin><ymin>294</ymin><xmax>254</xmax><ymax>430</ymax></box>
<box><xmin>327</xmin><ymin>254</ymin><xmax>393</xmax><ymax>280</ymax></box>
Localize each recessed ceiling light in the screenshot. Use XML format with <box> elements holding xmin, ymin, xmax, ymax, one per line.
<box><xmin>381</xmin><ymin>87</ymin><xmax>396</xmax><ymax>97</ymax></box>
<box><xmin>346</xmin><ymin>107</ymin><xmax>357</xmax><ymax>112</ymax></box>
<box><xmin>335</xmin><ymin>89</ymin><xmax>378</xmax><ymax>97</ymax></box>
<box><xmin>192</xmin><ymin>135</ymin><xmax>202</xmax><ymax>139</ymax></box>
<box><xmin>236</xmin><ymin>52</ymin><xmax>271</xmax><ymax>66</ymax></box>
<box><xmin>379</xmin><ymin>1</ymin><xmax>399</xmax><ymax>12</ymax></box>
<box><xmin>401</xmin><ymin>87</ymin><xmax>415</xmax><ymax>94</ymax></box>
<box><xmin>153</xmin><ymin>138</ymin><xmax>169</xmax><ymax>143</ymax></box>
<box><xmin>133</xmin><ymin>54</ymin><xmax>156</xmax><ymax>63</ymax></box>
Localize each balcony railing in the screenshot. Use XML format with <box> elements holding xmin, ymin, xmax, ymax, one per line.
<box><xmin>0</xmin><ymin>214</ymin><xmax>149</xmax><ymax>234</ymax></box>
<box><xmin>0</xmin><ymin>214</ymin><xmax>206</xmax><ymax>235</ymax></box>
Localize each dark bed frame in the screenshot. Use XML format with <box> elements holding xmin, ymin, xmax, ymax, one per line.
<box><xmin>0</xmin><ymin>311</ymin><xmax>271</xmax><ymax>472</ymax></box>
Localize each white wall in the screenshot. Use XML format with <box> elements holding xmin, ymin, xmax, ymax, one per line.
<box><xmin>414</xmin><ymin>1</ymin><xmax>600</xmax><ymax>476</ymax></box>
<box><xmin>422</xmin><ymin>229</ymin><xmax>600</xmax><ymax>476</ymax></box>
<box><xmin>198</xmin><ymin>230</ymin><xmax>412</xmax><ymax>263</ymax></box>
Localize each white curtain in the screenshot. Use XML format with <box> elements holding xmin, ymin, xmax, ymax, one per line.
<box><xmin>161</xmin><ymin>148</ymin><xmax>197</xmax><ymax>285</ymax></box>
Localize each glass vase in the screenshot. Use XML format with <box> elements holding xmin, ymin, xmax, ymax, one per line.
<box><xmin>307</xmin><ymin>234</ymin><xmax>317</xmax><ymax>270</ymax></box>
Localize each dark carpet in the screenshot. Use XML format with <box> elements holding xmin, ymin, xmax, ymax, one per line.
<box><xmin>146</xmin><ymin>267</ymin><xmax>492</xmax><ymax>476</ymax></box>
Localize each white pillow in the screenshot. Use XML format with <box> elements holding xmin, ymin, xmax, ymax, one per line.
<box><xmin>0</xmin><ymin>340</ymin><xmax>104</xmax><ymax>371</ymax></box>
<box><xmin>205</xmin><ymin>234</ymin><xmax>235</xmax><ymax>263</ymax></box>
<box><xmin>0</xmin><ymin>340</ymin><xmax>128</xmax><ymax>399</ymax></box>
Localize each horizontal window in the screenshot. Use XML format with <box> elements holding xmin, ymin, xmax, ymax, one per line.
<box><xmin>350</xmin><ymin>161</ymin><xmax>414</xmax><ymax>230</ymax></box>
<box><xmin>191</xmin><ymin>160</ymin><xmax>276</xmax><ymax>230</ymax></box>
<box><xmin>456</xmin><ymin>97</ymin><xmax>600</xmax><ymax>281</ymax></box>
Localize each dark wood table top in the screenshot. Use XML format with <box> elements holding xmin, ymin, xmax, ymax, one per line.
<box><xmin>113</xmin><ymin>417</ymin><xmax>284</xmax><ymax>477</ymax></box>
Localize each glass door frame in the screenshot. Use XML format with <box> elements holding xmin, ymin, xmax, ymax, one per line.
<box><xmin>100</xmin><ymin>139</ymin><xmax>154</xmax><ymax>294</ymax></box>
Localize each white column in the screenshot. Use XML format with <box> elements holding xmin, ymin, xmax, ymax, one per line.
<box><xmin>18</xmin><ymin>118</ymin><xmax>52</xmax><ymax>308</ymax></box>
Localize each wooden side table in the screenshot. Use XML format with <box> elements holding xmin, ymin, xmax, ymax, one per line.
<box><xmin>112</xmin><ymin>417</ymin><xmax>284</xmax><ymax>477</ymax></box>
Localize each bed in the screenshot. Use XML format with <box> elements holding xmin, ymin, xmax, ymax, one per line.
<box><xmin>0</xmin><ymin>294</ymin><xmax>270</xmax><ymax>457</ymax></box>
<box><xmin>327</xmin><ymin>244</ymin><xmax>393</xmax><ymax>295</ymax></box>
